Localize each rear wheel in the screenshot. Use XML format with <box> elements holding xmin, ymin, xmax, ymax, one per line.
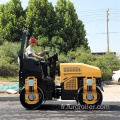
<box><xmin>20</xmin><ymin>87</ymin><xmax>44</xmax><ymax>110</ymax></box>
<box><xmin>77</xmin><ymin>87</ymin><xmax>103</xmax><ymax>109</ymax></box>
<box><xmin>118</xmin><ymin>78</ymin><xmax>120</xmax><ymax>82</ymax></box>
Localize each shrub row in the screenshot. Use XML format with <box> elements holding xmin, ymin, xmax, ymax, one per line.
<box><xmin>0</xmin><ymin>42</ymin><xmax>120</xmax><ymax>81</ymax></box>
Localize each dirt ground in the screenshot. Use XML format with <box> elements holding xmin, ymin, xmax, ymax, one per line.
<box><xmin>0</xmin><ymin>82</ymin><xmax>19</xmax><ymax>97</ymax></box>
<box><xmin>0</xmin><ymin>82</ymin><xmax>18</xmax><ymax>87</ymax></box>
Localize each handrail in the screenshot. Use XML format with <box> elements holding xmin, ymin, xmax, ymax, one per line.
<box><xmin>18</xmin><ymin>30</ymin><xmax>30</xmax><ymax>70</ymax></box>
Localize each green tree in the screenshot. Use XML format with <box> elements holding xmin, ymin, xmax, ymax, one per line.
<box><xmin>51</xmin><ymin>36</ymin><xmax>66</xmax><ymax>53</ymax></box>
<box><xmin>26</xmin><ymin>0</ymin><xmax>56</xmax><ymax>40</ymax></box>
<box><xmin>55</xmin><ymin>0</ymin><xmax>89</xmax><ymax>53</ymax></box>
<box><xmin>37</xmin><ymin>36</ymin><xmax>50</xmax><ymax>49</ymax></box>
<box><xmin>0</xmin><ymin>0</ymin><xmax>25</xmax><ymax>42</ymax></box>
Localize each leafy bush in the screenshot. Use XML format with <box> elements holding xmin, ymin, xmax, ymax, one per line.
<box><xmin>89</xmin><ymin>54</ymin><xmax>120</xmax><ymax>81</ymax></box>
<box><xmin>0</xmin><ymin>41</ymin><xmax>120</xmax><ymax>82</ymax></box>
<box><xmin>0</xmin><ymin>59</ymin><xmax>19</xmax><ymax>76</ymax></box>
<box><xmin>0</xmin><ymin>39</ymin><xmax>3</xmax><ymax>45</ymax></box>
<box><xmin>0</xmin><ymin>42</ymin><xmax>20</xmax><ymax>76</ymax></box>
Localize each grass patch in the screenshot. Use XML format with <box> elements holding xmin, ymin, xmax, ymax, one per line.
<box><xmin>0</xmin><ymin>76</ymin><xmax>19</xmax><ymax>82</ymax></box>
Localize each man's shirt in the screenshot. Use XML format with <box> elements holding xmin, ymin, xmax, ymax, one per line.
<box><xmin>25</xmin><ymin>45</ymin><xmax>38</xmax><ymax>60</ymax></box>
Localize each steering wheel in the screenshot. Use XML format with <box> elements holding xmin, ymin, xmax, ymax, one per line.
<box><xmin>39</xmin><ymin>50</ymin><xmax>51</xmax><ymax>61</ymax></box>
<box><xmin>46</xmin><ymin>50</ymin><xmax>52</xmax><ymax>57</ymax></box>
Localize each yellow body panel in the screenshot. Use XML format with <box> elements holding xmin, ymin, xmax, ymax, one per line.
<box><xmin>25</xmin><ymin>77</ymin><xmax>39</xmax><ymax>104</ymax></box>
<box><xmin>60</xmin><ymin>63</ymin><xmax>101</xmax><ymax>83</ymax></box>
<box><xmin>60</xmin><ymin>63</ymin><xmax>101</xmax><ymax>104</ymax></box>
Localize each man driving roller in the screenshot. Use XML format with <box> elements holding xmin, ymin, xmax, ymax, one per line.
<box><xmin>26</xmin><ymin>38</ymin><xmax>49</xmax><ymax>79</ymax></box>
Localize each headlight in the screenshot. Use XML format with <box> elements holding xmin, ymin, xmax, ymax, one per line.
<box><xmin>86</xmin><ymin>79</ymin><xmax>94</xmax><ymax>86</ymax></box>
<box><xmin>28</xmin><ymin>80</ymin><xmax>35</xmax><ymax>87</ymax></box>
<box><xmin>86</xmin><ymin>79</ymin><xmax>94</xmax><ymax>92</ymax></box>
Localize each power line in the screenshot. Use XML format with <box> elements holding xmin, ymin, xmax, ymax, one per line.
<box><xmin>79</xmin><ymin>14</ymin><xmax>120</xmax><ymax>17</ymax></box>
<box><xmin>108</xmin><ymin>19</ymin><xmax>120</xmax><ymax>21</ymax></box>
<box><xmin>87</xmin><ymin>32</ymin><xmax>120</xmax><ymax>37</ymax></box>
<box><xmin>78</xmin><ymin>14</ymin><xmax>120</xmax><ymax>23</ymax></box>
<box><xmin>109</xmin><ymin>8</ymin><xmax>120</xmax><ymax>11</ymax></box>
<box><xmin>82</xmin><ymin>20</ymin><xmax>105</xmax><ymax>23</ymax></box>
<box><xmin>81</xmin><ymin>18</ymin><xmax>106</xmax><ymax>21</ymax></box>
<box><xmin>112</xmin><ymin>15</ymin><xmax>120</xmax><ymax>17</ymax></box>
<box><xmin>77</xmin><ymin>9</ymin><xmax>120</xmax><ymax>24</ymax></box>
<box><xmin>87</xmin><ymin>32</ymin><xmax>120</xmax><ymax>34</ymax></box>
<box><xmin>78</xmin><ymin>12</ymin><xmax>105</xmax><ymax>16</ymax></box>
<box><xmin>79</xmin><ymin>15</ymin><xmax>106</xmax><ymax>18</ymax></box>
<box><xmin>81</xmin><ymin>19</ymin><xmax>120</xmax><ymax>23</ymax></box>
<box><xmin>78</xmin><ymin>8</ymin><xmax>120</xmax><ymax>13</ymax></box>
<box><xmin>78</xmin><ymin>9</ymin><xmax>120</xmax><ymax>15</ymax></box>
<box><xmin>78</xmin><ymin>9</ymin><xmax>106</xmax><ymax>13</ymax></box>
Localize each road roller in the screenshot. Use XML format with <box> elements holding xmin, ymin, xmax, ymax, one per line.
<box><xmin>18</xmin><ymin>30</ymin><xmax>104</xmax><ymax>109</ymax></box>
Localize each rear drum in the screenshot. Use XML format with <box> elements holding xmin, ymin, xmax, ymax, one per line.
<box><xmin>20</xmin><ymin>87</ymin><xmax>44</xmax><ymax>110</ymax></box>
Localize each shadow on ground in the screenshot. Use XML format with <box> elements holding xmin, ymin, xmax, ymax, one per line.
<box><xmin>37</xmin><ymin>103</ymin><xmax>120</xmax><ymax>112</ymax></box>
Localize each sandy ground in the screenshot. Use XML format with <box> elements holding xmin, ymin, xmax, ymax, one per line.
<box><xmin>0</xmin><ymin>82</ymin><xmax>18</xmax><ymax>86</ymax></box>
<box><xmin>103</xmin><ymin>85</ymin><xmax>120</xmax><ymax>101</ymax></box>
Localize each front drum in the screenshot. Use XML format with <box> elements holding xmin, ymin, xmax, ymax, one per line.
<box><xmin>20</xmin><ymin>87</ymin><xmax>44</xmax><ymax>110</ymax></box>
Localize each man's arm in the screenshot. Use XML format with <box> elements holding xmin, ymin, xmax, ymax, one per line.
<box><xmin>31</xmin><ymin>53</ymin><xmax>44</xmax><ymax>60</ymax></box>
<box><xmin>37</xmin><ymin>50</ymin><xmax>48</xmax><ymax>56</ymax></box>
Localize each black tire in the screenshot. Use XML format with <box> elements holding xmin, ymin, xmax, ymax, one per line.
<box><xmin>118</xmin><ymin>78</ymin><xmax>120</xmax><ymax>82</ymax></box>
<box><xmin>77</xmin><ymin>87</ymin><xmax>103</xmax><ymax>109</ymax></box>
<box><xmin>20</xmin><ymin>87</ymin><xmax>44</xmax><ymax>110</ymax></box>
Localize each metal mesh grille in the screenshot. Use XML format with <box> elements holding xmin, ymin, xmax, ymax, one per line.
<box><xmin>64</xmin><ymin>78</ymin><xmax>78</xmax><ymax>90</ymax></box>
<box><xmin>63</xmin><ymin>67</ymin><xmax>81</xmax><ymax>76</ymax></box>
<box><xmin>64</xmin><ymin>67</ymin><xmax>81</xmax><ymax>72</ymax></box>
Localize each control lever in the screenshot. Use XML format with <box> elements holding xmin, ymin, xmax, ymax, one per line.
<box><xmin>46</xmin><ymin>50</ymin><xmax>52</xmax><ymax>57</ymax></box>
<box><xmin>46</xmin><ymin>51</ymin><xmax>49</xmax><ymax>57</ymax></box>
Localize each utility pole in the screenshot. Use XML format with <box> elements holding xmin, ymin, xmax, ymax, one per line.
<box><xmin>106</xmin><ymin>9</ymin><xmax>109</xmax><ymax>54</ymax></box>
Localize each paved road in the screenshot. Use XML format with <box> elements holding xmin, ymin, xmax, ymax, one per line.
<box><xmin>0</xmin><ymin>101</ymin><xmax>120</xmax><ymax>120</ymax></box>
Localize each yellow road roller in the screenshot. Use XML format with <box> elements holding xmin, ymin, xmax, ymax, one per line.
<box><xmin>18</xmin><ymin>30</ymin><xmax>103</xmax><ymax>109</ymax></box>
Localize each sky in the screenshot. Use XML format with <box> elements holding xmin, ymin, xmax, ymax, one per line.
<box><xmin>0</xmin><ymin>0</ymin><xmax>120</xmax><ymax>55</ymax></box>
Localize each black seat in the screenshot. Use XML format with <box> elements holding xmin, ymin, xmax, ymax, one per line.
<box><xmin>23</xmin><ymin>59</ymin><xmax>41</xmax><ymax>72</ymax></box>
